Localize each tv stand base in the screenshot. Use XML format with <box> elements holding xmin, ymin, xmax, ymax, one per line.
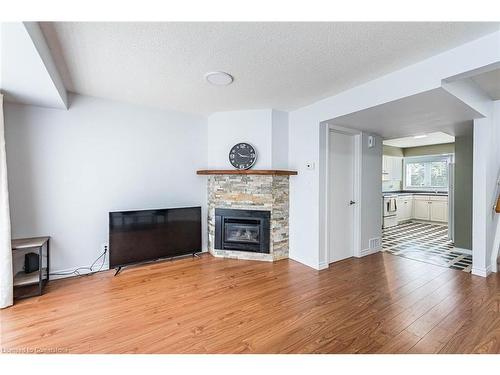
<box><xmin>113</xmin><ymin>252</ymin><xmax>201</xmax><ymax>276</ymax></box>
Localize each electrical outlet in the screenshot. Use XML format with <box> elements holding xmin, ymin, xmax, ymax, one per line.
<box><xmin>91</xmin><ymin>243</ymin><xmax>110</xmax><ymax>272</ymax></box>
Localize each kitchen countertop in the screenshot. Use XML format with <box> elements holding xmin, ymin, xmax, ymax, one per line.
<box><xmin>383</xmin><ymin>191</ymin><xmax>448</xmax><ymax>197</ymax></box>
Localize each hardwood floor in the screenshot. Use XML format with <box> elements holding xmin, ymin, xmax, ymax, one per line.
<box><xmin>1</xmin><ymin>252</ymin><xmax>499</xmax><ymax>354</ymax></box>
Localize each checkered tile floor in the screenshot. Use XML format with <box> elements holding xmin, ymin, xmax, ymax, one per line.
<box><xmin>382</xmin><ymin>221</ymin><xmax>472</xmax><ymax>272</ymax></box>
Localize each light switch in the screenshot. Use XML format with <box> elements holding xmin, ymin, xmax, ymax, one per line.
<box><xmin>368</xmin><ymin>135</ymin><xmax>375</xmax><ymax>148</ymax></box>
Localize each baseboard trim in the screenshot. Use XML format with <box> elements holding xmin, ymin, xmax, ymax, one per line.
<box><xmin>288</xmin><ymin>255</ymin><xmax>323</xmax><ymax>271</ymax></box>
<box><xmin>318</xmin><ymin>261</ymin><xmax>329</xmax><ymax>270</ymax></box>
<box><xmin>410</xmin><ymin>219</ymin><xmax>448</xmax><ymax>226</ymax></box>
<box><xmin>50</xmin><ymin>264</ymin><xmax>110</xmax><ymax>280</ymax></box>
<box><xmin>358</xmin><ymin>246</ymin><xmax>381</xmax><ymax>257</ymax></box>
<box><xmin>471</xmin><ymin>265</ymin><xmax>492</xmax><ymax>278</ymax></box>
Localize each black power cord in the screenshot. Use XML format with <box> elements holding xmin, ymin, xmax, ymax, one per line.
<box><xmin>50</xmin><ymin>246</ymin><xmax>108</xmax><ymax>278</ymax></box>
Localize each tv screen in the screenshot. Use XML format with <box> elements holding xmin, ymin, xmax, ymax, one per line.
<box><xmin>109</xmin><ymin>206</ymin><xmax>201</xmax><ymax>268</ymax></box>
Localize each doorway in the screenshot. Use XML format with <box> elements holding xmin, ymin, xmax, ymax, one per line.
<box><xmin>328</xmin><ymin>129</ymin><xmax>360</xmax><ymax>263</ymax></box>
<box><xmin>381</xmin><ymin>131</ymin><xmax>473</xmax><ymax>272</ymax></box>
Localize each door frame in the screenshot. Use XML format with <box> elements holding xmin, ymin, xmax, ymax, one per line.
<box><xmin>325</xmin><ymin>124</ymin><xmax>362</xmax><ymax>265</ymax></box>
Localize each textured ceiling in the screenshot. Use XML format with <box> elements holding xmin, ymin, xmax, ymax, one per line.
<box><xmin>40</xmin><ymin>22</ymin><xmax>500</xmax><ymax>115</ymax></box>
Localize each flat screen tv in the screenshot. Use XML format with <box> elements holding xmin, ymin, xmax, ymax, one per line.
<box><xmin>109</xmin><ymin>206</ymin><xmax>201</xmax><ymax>269</ymax></box>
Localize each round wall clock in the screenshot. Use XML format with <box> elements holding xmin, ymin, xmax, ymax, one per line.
<box><xmin>229</xmin><ymin>143</ymin><xmax>257</xmax><ymax>170</ymax></box>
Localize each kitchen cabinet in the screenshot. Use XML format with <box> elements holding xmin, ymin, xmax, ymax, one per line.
<box><xmin>382</xmin><ymin>156</ymin><xmax>390</xmax><ymax>181</ymax></box>
<box><xmin>412</xmin><ymin>195</ymin><xmax>448</xmax><ymax>222</ymax></box>
<box><xmin>385</xmin><ymin>193</ymin><xmax>449</xmax><ymax>224</ymax></box>
<box><xmin>397</xmin><ymin>196</ymin><xmax>413</xmax><ymax>223</ymax></box>
<box><xmin>413</xmin><ymin>197</ymin><xmax>430</xmax><ymax>221</ymax></box>
<box><xmin>391</xmin><ymin>157</ymin><xmax>403</xmax><ymax>181</ymax></box>
<box><xmin>430</xmin><ymin>196</ymin><xmax>448</xmax><ymax>222</ymax></box>
<box><xmin>382</xmin><ymin>156</ymin><xmax>403</xmax><ymax>181</ymax></box>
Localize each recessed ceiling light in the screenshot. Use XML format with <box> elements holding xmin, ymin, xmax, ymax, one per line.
<box><xmin>413</xmin><ymin>134</ymin><xmax>427</xmax><ymax>139</ymax></box>
<box><xmin>205</xmin><ymin>71</ymin><xmax>233</xmax><ymax>86</ymax></box>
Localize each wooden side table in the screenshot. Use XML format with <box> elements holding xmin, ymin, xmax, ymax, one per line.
<box><xmin>12</xmin><ymin>236</ymin><xmax>50</xmax><ymax>299</ymax></box>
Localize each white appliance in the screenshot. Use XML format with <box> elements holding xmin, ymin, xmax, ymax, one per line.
<box><xmin>383</xmin><ymin>195</ymin><xmax>398</xmax><ymax>228</ymax></box>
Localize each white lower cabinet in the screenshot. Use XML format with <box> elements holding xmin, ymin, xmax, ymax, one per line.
<box><xmin>397</xmin><ymin>196</ymin><xmax>413</xmax><ymax>223</ymax></box>
<box><xmin>429</xmin><ymin>197</ymin><xmax>448</xmax><ymax>222</ymax></box>
<box><xmin>413</xmin><ymin>198</ymin><xmax>430</xmax><ymax>221</ymax></box>
<box><xmin>408</xmin><ymin>195</ymin><xmax>448</xmax><ymax>223</ymax></box>
<box><xmin>389</xmin><ymin>194</ymin><xmax>449</xmax><ymax>224</ymax></box>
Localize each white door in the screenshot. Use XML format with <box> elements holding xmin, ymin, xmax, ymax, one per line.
<box><xmin>328</xmin><ymin>130</ymin><xmax>355</xmax><ymax>263</ymax></box>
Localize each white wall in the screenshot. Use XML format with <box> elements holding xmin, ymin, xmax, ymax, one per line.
<box><xmin>288</xmin><ymin>31</ymin><xmax>500</xmax><ymax>270</ymax></box>
<box><xmin>289</xmin><ymin>113</ymin><xmax>321</xmax><ymax>269</ymax></box>
<box><xmin>486</xmin><ymin>102</ymin><xmax>500</xmax><ymax>270</ymax></box>
<box><xmin>491</xmin><ymin>100</ymin><xmax>500</xmax><ymax>272</ymax></box>
<box><xmin>473</xmin><ymin>100</ymin><xmax>500</xmax><ymax>275</ymax></box>
<box><xmin>472</xmin><ymin>112</ymin><xmax>498</xmax><ymax>276</ymax></box>
<box><xmin>207</xmin><ymin>109</ymin><xmax>273</xmax><ymax>169</ymax></box>
<box><xmin>317</xmin><ymin>125</ymin><xmax>383</xmax><ymax>268</ymax></box>
<box><xmin>207</xmin><ymin>109</ymin><xmax>289</xmax><ymax>169</ymax></box>
<box><xmin>271</xmin><ymin>110</ymin><xmax>289</xmax><ymax>169</ymax></box>
<box><xmin>289</xmin><ymin>112</ymin><xmax>384</xmax><ymax>270</ymax></box>
<box><xmin>5</xmin><ymin>94</ymin><xmax>207</xmax><ymax>275</ymax></box>
<box><xmin>439</xmin><ymin>76</ymin><xmax>500</xmax><ymax>276</ymax></box>
<box><xmin>360</xmin><ymin>133</ymin><xmax>383</xmax><ymax>253</ymax></box>
<box><xmin>0</xmin><ymin>24</ymin><xmax>3</xmax><ymax>88</ymax></box>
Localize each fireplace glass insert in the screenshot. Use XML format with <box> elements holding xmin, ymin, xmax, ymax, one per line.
<box><xmin>215</xmin><ymin>209</ymin><xmax>270</xmax><ymax>253</ymax></box>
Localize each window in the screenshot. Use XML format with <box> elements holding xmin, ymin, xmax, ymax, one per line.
<box><xmin>404</xmin><ymin>155</ymin><xmax>451</xmax><ymax>190</ymax></box>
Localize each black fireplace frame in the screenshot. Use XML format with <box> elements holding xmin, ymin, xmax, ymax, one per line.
<box><xmin>215</xmin><ymin>208</ymin><xmax>270</xmax><ymax>253</ymax></box>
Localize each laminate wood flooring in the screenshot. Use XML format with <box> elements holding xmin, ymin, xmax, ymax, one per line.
<box><xmin>1</xmin><ymin>253</ymin><xmax>499</xmax><ymax>353</ymax></box>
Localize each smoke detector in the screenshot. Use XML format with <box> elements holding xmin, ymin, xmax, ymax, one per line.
<box><xmin>205</xmin><ymin>71</ymin><xmax>234</xmax><ymax>86</ymax></box>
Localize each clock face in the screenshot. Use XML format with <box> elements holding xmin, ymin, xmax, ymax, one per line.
<box><xmin>229</xmin><ymin>143</ymin><xmax>257</xmax><ymax>170</ymax></box>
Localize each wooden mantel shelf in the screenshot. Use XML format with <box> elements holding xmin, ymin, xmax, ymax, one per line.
<box><xmin>197</xmin><ymin>169</ymin><xmax>298</xmax><ymax>176</ymax></box>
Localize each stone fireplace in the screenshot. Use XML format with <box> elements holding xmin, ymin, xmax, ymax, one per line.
<box><xmin>197</xmin><ymin>170</ymin><xmax>297</xmax><ymax>262</ymax></box>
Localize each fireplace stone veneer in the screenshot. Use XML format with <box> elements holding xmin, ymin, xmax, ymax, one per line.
<box><xmin>207</xmin><ymin>174</ymin><xmax>290</xmax><ymax>262</ymax></box>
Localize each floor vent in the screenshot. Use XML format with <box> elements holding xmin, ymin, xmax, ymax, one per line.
<box><xmin>369</xmin><ymin>237</ymin><xmax>381</xmax><ymax>250</ymax></box>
